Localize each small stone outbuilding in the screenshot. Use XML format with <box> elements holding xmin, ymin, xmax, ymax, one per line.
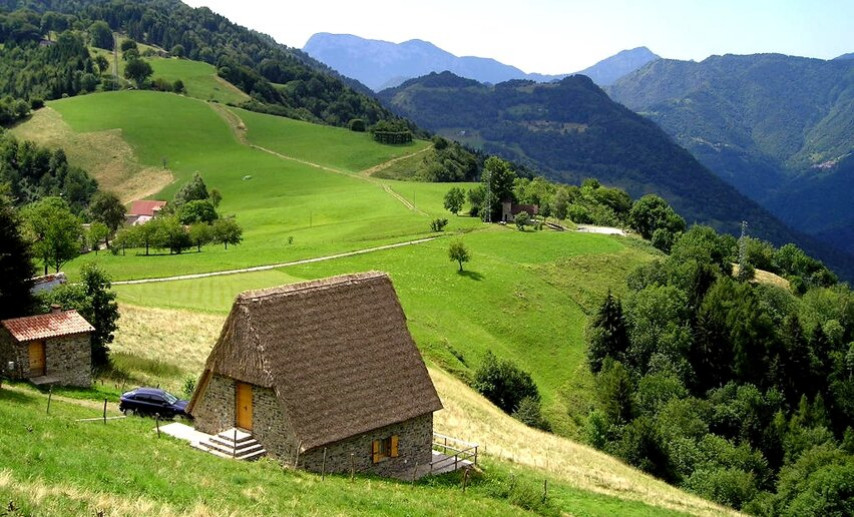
<box><xmin>0</xmin><ymin>309</ymin><xmax>94</xmax><ymax>387</ymax></box>
<box><xmin>187</xmin><ymin>272</ymin><xmax>443</xmax><ymax>476</ymax></box>
<box><xmin>501</xmin><ymin>201</ymin><xmax>539</xmax><ymax>222</ymax></box>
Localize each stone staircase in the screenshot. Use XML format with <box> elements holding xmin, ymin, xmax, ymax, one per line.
<box><xmin>196</xmin><ymin>428</ymin><xmax>266</xmax><ymax>461</ymax></box>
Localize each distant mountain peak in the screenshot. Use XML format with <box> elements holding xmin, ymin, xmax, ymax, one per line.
<box><xmin>835</xmin><ymin>52</ymin><xmax>854</xmax><ymax>61</ymax></box>
<box><xmin>575</xmin><ymin>47</ymin><xmax>660</xmax><ymax>86</ymax></box>
<box><xmin>303</xmin><ymin>33</ymin><xmax>657</xmax><ymax>91</ymax></box>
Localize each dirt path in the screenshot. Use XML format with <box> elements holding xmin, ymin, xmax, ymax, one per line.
<box><xmin>358</xmin><ymin>145</ymin><xmax>432</xmax><ymax>177</ymax></box>
<box><xmin>114</xmin><ymin>236</ymin><xmax>439</xmax><ymax>285</ymax></box>
<box><xmin>209</xmin><ymin>103</ymin><xmax>428</xmax><ymax>215</ymax></box>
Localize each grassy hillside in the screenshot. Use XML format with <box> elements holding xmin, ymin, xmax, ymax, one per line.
<box><xmin>7</xmin><ymin>85</ymin><xmax>734</xmax><ymax>516</ymax></box>
<box><xmin>13</xmin><ymin>90</ymin><xmax>440</xmax><ymax>281</ymax></box>
<box><xmin>115</xmin><ymin>228</ymin><xmax>659</xmax><ymax>437</ymax></box>
<box><xmin>0</xmin><ymin>382</ymin><xmax>722</xmax><ymax>517</ymax></box>
<box><xmin>149</xmin><ymin>58</ymin><xmax>250</xmax><ymax>105</ymax></box>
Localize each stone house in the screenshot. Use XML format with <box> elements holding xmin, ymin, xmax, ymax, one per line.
<box><xmin>0</xmin><ymin>309</ymin><xmax>94</xmax><ymax>387</ymax></box>
<box><xmin>501</xmin><ymin>201</ymin><xmax>539</xmax><ymax>222</ymax></box>
<box><xmin>187</xmin><ymin>272</ymin><xmax>443</xmax><ymax>476</ymax></box>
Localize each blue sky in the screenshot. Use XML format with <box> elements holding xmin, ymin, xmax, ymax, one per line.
<box><xmin>185</xmin><ymin>0</ymin><xmax>853</xmax><ymax>73</ymax></box>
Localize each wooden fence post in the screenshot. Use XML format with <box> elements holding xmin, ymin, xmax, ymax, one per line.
<box><xmin>155</xmin><ymin>416</ymin><xmax>161</xmax><ymax>438</ymax></box>
<box><xmin>350</xmin><ymin>453</ymin><xmax>355</xmax><ymax>482</ymax></box>
<box><xmin>321</xmin><ymin>448</ymin><xmax>327</xmax><ymax>481</ymax></box>
<box><xmin>102</xmin><ymin>398</ymin><xmax>107</xmax><ymax>424</ymax></box>
<box><xmin>462</xmin><ymin>467</ymin><xmax>470</xmax><ymax>493</ymax></box>
<box><xmin>294</xmin><ymin>441</ymin><xmax>302</xmax><ymax>468</ymax></box>
<box><xmin>46</xmin><ymin>386</ymin><xmax>52</xmax><ymax>415</ymax></box>
<box><xmin>411</xmin><ymin>461</ymin><xmax>418</xmax><ymax>486</ymax></box>
<box><xmin>542</xmin><ymin>479</ymin><xmax>548</xmax><ymax>502</ymax></box>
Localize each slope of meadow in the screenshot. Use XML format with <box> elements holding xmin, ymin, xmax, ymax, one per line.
<box><xmin>0</xmin><ymin>382</ymin><xmax>711</xmax><ymax>517</ymax></box>
<box><xmin>14</xmin><ymin>90</ymin><xmax>439</xmax><ymax>280</ymax></box>
<box><xmin>7</xmin><ymin>84</ymin><xmax>732</xmax><ymax>516</ymax></box>
<box><xmin>115</xmin><ymin>229</ymin><xmax>659</xmax><ymax>437</ymax></box>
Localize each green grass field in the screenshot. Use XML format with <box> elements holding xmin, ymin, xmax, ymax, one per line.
<box><xmin>149</xmin><ymin>58</ymin><xmax>250</xmax><ymax>105</ymax></box>
<box><xmin>116</xmin><ymin>228</ymin><xmax>658</xmax><ymax>436</ymax></box>
<box><xmin>0</xmin><ymin>385</ymin><xmax>691</xmax><ymax>517</ymax></box>
<box><xmin>5</xmin><ymin>82</ymin><xmax>729</xmax><ymax>516</ymax></box>
<box><xmin>33</xmin><ymin>91</ymin><xmax>451</xmax><ymax>280</ymax></box>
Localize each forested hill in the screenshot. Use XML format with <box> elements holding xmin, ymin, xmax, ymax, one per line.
<box><xmin>607</xmin><ymin>54</ymin><xmax>854</xmax><ymax>255</ymax></box>
<box><xmin>0</xmin><ymin>0</ymin><xmax>397</xmax><ymax>127</ymax></box>
<box><xmin>378</xmin><ymin>71</ymin><xmax>854</xmax><ymax>279</ymax></box>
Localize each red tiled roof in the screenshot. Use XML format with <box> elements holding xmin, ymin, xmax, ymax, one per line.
<box><xmin>128</xmin><ymin>200</ymin><xmax>167</xmax><ymax>217</ymax></box>
<box><xmin>1</xmin><ymin>311</ymin><xmax>94</xmax><ymax>342</ymax></box>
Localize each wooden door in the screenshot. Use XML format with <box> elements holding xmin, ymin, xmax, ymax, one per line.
<box><xmin>28</xmin><ymin>341</ymin><xmax>46</xmax><ymax>377</ymax></box>
<box><xmin>235</xmin><ymin>382</ymin><xmax>253</xmax><ymax>430</ymax></box>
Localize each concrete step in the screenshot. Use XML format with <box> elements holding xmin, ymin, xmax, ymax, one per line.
<box><xmin>216</xmin><ymin>428</ymin><xmax>254</xmax><ymax>444</ymax></box>
<box><xmin>204</xmin><ymin>438</ymin><xmax>264</xmax><ymax>457</ymax></box>
<box><xmin>196</xmin><ymin>428</ymin><xmax>266</xmax><ymax>461</ymax></box>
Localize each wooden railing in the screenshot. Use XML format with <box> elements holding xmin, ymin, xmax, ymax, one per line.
<box><xmin>430</xmin><ymin>432</ymin><xmax>478</xmax><ymax>473</ymax></box>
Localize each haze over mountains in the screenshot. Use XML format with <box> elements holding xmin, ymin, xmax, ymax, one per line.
<box><xmin>302</xmin><ymin>33</ymin><xmax>659</xmax><ymax>90</ymax></box>
<box><xmin>608</xmin><ymin>53</ymin><xmax>854</xmax><ymax>255</ymax></box>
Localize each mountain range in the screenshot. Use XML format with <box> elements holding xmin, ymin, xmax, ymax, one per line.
<box><xmin>302</xmin><ymin>33</ymin><xmax>658</xmax><ymax>90</ymax></box>
<box><xmin>608</xmin><ymin>53</ymin><xmax>854</xmax><ymax>255</ymax></box>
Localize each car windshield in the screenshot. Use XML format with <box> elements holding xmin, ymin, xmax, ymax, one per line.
<box><xmin>163</xmin><ymin>392</ymin><xmax>179</xmax><ymax>404</ymax></box>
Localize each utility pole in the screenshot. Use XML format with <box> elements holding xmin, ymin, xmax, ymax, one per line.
<box><xmin>484</xmin><ymin>168</ymin><xmax>492</xmax><ymax>223</ymax></box>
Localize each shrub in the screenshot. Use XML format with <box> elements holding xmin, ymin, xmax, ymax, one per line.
<box><xmin>430</xmin><ymin>218</ymin><xmax>448</xmax><ymax>232</ymax></box>
<box><xmin>348</xmin><ymin>118</ymin><xmax>366</xmax><ymax>132</ymax></box>
<box><xmin>474</xmin><ymin>350</ymin><xmax>540</xmax><ymax>414</ymax></box>
<box><xmin>514</xmin><ymin>210</ymin><xmax>530</xmax><ymax>230</ymax></box>
<box><xmin>512</xmin><ymin>396</ymin><xmax>552</xmax><ymax>431</ymax></box>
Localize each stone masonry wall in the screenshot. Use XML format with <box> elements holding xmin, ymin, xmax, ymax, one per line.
<box><xmin>45</xmin><ymin>334</ymin><xmax>91</xmax><ymax>387</ymax></box>
<box><xmin>0</xmin><ymin>331</ymin><xmax>91</xmax><ymax>387</ymax></box>
<box><xmin>252</xmin><ymin>386</ymin><xmax>299</xmax><ymax>460</ymax></box>
<box><xmin>0</xmin><ymin>330</ymin><xmax>25</xmax><ymax>379</ymax></box>
<box><xmin>193</xmin><ymin>373</ymin><xmax>236</xmax><ymax>435</ymax></box>
<box><xmin>299</xmin><ymin>413</ymin><xmax>434</xmax><ymax>477</ymax></box>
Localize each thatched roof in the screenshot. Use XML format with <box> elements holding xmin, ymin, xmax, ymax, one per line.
<box><xmin>1</xmin><ymin>310</ymin><xmax>94</xmax><ymax>342</ymax></box>
<box><xmin>189</xmin><ymin>272</ymin><xmax>442</xmax><ymax>451</ymax></box>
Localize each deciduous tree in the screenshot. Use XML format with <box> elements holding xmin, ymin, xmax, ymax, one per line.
<box><xmin>23</xmin><ymin>197</ymin><xmax>82</xmax><ymax>275</ymax></box>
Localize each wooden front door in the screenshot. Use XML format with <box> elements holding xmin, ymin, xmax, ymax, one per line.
<box><xmin>235</xmin><ymin>382</ymin><xmax>253</xmax><ymax>430</ymax></box>
<box><xmin>28</xmin><ymin>341</ymin><xmax>46</xmax><ymax>377</ymax></box>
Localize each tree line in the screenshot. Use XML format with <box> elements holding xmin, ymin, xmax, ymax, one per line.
<box><xmin>586</xmin><ymin>223</ymin><xmax>852</xmax><ymax>515</ymax></box>
<box><xmin>0</xmin><ymin>0</ymin><xmax>402</xmax><ymax>128</ymax></box>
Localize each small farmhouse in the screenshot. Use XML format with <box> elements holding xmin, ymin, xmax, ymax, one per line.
<box><xmin>0</xmin><ymin>309</ymin><xmax>94</xmax><ymax>387</ymax></box>
<box><xmin>126</xmin><ymin>200</ymin><xmax>167</xmax><ymax>226</ymax></box>
<box><xmin>188</xmin><ymin>272</ymin><xmax>443</xmax><ymax>476</ymax></box>
<box><xmin>501</xmin><ymin>201</ymin><xmax>539</xmax><ymax>222</ymax></box>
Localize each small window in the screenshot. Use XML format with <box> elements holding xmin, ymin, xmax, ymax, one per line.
<box><xmin>371</xmin><ymin>435</ymin><xmax>399</xmax><ymax>463</ymax></box>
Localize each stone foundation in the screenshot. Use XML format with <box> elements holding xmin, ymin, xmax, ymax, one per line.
<box><xmin>299</xmin><ymin>413</ymin><xmax>434</xmax><ymax>477</ymax></box>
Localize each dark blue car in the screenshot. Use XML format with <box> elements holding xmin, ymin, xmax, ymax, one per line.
<box><xmin>119</xmin><ymin>387</ymin><xmax>190</xmax><ymax>418</ymax></box>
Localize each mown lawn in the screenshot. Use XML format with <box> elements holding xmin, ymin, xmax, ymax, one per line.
<box><xmin>0</xmin><ymin>385</ymin><xmax>690</xmax><ymax>517</ymax></box>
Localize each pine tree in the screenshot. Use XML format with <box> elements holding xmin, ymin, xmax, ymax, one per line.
<box><xmin>587</xmin><ymin>291</ymin><xmax>630</xmax><ymax>373</ymax></box>
<box><xmin>0</xmin><ymin>187</ymin><xmax>36</xmax><ymax>319</ymax></box>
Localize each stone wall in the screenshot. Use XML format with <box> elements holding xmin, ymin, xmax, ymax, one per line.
<box><xmin>252</xmin><ymin>386</ymin><xmax>299</xmax><ymax>460</ymax></box>
<box><xmin>0</xmin><ymin>330</ymin><xmax>25</xmax><ymax>379</ymax></box>
<box><xmin>45</xmin><ymin>334</ymin><xmax>91</xmax><ymax>387</ymax></box>
<box><xmin>0</xmin><ymin>331</ymin><xmax>91</xmax><ymax>387</ymax></box>
<box><xmin>192</xmin><ymin>373</ymin><xmax>236</xmax><ymax>435</ymax></box>
<box><xmin>299</xmin><ymin>413</ymin><xmax>434</xmax><ymax>477</ymax></box>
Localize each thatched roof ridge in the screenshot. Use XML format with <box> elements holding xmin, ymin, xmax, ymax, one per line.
<box><xmin>190</xmin><ymin>272</ymin><xmax>443</xmax><ymax>451</ymax></box>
